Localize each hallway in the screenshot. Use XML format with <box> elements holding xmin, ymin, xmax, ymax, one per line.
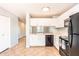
<box><xmin>0</xmin><ymin>37</ymin><xmax>60</xmax><ymax>56</ymax></box>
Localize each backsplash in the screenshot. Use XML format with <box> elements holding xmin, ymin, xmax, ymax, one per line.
<box><xmin>56</xmin><ymin>27</ymin><xmax>68</xmax><ymax>36</ymax></box>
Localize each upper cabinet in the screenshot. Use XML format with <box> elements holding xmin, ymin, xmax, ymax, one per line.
<box><xmin>30</xmin><ymin>18</ymin><xmax>57</xmax><ymax>26</ymax></box>
<box><xmin>55</xmin><ymin>4</ymin><xmax>79</xmax><ymax>28</ymax></box>
<box><xmin>55</xmin><ymin>17</ymin><xmax>64</xmax><ymax>28</ymax></box>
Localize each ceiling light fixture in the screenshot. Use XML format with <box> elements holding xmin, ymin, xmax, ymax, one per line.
<box><xmin>42</xmin><ymin>7</ymin><xmax>49</xmax><ymax>12</ymax></box>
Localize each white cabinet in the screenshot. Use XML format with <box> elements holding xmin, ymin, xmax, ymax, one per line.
<box><xmin>30</xmin><ymin>35</ymin><xmax>38</xmax><ymax>46</ymax></box>
<box><xmin>55</xmin><ymin>18</ymin><xmax>64</xmax><ymax>28</ymax></box>
<box><xmin>0</xmin><ymin>16</ymin><xmax>10</xmax><ymax>52</ymax></box>
<box><xmin>55</xmin><ymin>4</ymin><xmax>79</xmax><ymax>28</ymax></box>
<box><xmin>54</xmin><ymin>36</ymin><xmax>59</xmax><ymax>50</ymax></box>
<box><xmin>30</xmin><ymin>18</ymin><xmax>56</xmax><ymax>26</ymax></box>
<box><xmin>30</xmin><ymin>34</ymin><xmax>45</xmax><ymax>46</ymax></box>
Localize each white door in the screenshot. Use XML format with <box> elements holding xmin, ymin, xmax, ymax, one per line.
<box><xmin>0</xmin><ymin>15</ymin><xmax>10</xmax><ymax>52</ymax></box>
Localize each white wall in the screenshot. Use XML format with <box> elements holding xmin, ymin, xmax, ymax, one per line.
<box><xmin>0</xmin><ymin>7</ymin><xmax>19</xmax><ymax>47</ymax></box>
<box><xmin>26</xmin><ymin>13</ymin><xmax>30</xmax><ymax>48</ymax></box>
<box><xmin>10</xmin><ymin>16</ymin><xmax>19</xmax><ymax>47</ymax></box>
<box><xmin>0</xmin><ymin>16</ymin><xmax>10</xmax><ymax>52</ymax></box>
<box><xmin>18</xmin><ymin>21</ymin><xmax>26</xmax><ymax>38</ymax></box>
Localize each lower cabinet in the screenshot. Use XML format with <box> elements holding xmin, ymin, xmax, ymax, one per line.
<box><xmin>54</xmin><ymin>36</ymin><xmax>59</xmax><ymax>50</ymax></box>
<box><xmin>30</xmin><ymin>34</ymin><xmax>54</xmax><ymax>47</ymax></box>
<box><xmin>30</xmin><ymin>34</ymin><xmax>45</xmax><ymax>46</ymax></box>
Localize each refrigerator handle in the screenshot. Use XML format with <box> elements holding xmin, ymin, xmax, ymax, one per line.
<box><xmin>69</xmin><ymin>35</ymin><xmax>73</xmax><ymax>48</ymax></box>
<box><xmin>69</xmin><ymin>20</ymin><xmax>73</xmax><ymax>48</ymax></box>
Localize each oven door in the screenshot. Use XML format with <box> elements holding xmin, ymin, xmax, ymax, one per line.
<box><xmin>59</xmin><ymin>39</ymin><xmax>69</xmax><ymax>56</ymax></box>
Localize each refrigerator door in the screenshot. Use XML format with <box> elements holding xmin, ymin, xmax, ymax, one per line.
<box><xmin>68</xmin><ymin>13</ymin><xmax>79</xmax><ymax>56</ymax></box>
<box><xmin>70</xmin><ymin>13</ymin><xmax>79</xmax><ymax>34</ymax></box>
<box><xmin>69</xmin><ymin>35</ymin><xmax>79</xmax><ymax>56</ymax></box>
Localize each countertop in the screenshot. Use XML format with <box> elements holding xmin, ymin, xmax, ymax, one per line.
<box><xmin>59</xmin><ymin>36</ymin><xmax>68</xmax><ymax>42</ymax></box>
<box><xmin>30</xmin><ymin>33</ymin><xmax>54</xmax><ymax>35</ymax></box>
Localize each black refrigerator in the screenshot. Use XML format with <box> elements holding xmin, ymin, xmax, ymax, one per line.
<box><xmin>68</xmin><ymin>12</ymin><xmax>79</xmax><ymax>56</ymax></box>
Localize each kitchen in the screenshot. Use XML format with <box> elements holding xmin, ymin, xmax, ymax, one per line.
<box><xmin>26</xmin><ymin>16</ymin><xmax>68</xmax><ymax>47</ymax></box>
<box><xmin>0</xmin><ymin>3</ymin><xmax>79</xmax><ymax>56</ymax></box>
<box><xmin>26</xmin><ymin>3</ymin><xmax>79</xmax><ymax>56</ymax></box>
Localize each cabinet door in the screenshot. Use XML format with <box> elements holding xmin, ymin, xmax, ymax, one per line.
<box><xmin>54</xmin><ymin>36</ymin><xmax>59</xmax><ymax>50</ymax></box>
<box><xmin>55</xmin><ymin>18</ymin><xmax>64</xmax><ymax>28</ymax></box>
<box><xmin>38</xmin><ymin>35</ymin><xmax>45</xmax><ymax>46</ymax></box>
<box><xmin>0</xmin><ymin>16</ymin><xmax>10</xmax><ymax>52</ymax></box>
<box><xmin>30</xmin><ymin>35</ymin><xmax>45</xmax><ymax>46</ymax></box>
<box><xmin>30</xmin><ymin>35</ymin><xmax>39</xmax><ymax>46</ymax></box>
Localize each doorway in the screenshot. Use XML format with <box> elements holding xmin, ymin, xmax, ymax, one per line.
<box><xmin>18</xmin><ymin>19</ymin><xmax>26</xmax><ymax>47</ymax></box>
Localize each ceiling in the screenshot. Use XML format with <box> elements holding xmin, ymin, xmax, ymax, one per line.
<box><xmin>0</xmin><ymin>3</ymin><xmax>77</xmax><ymax>21</ymax></box>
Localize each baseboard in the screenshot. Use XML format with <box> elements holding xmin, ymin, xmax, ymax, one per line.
<box><xmin>19</xmin><ymin>36</ymin><xmax>26</xmax><ymax>39</ymax></box>
<box><xmin>0</xmin><ymin>48</ymin><xmax>9</xmax><ymax>54</ymax></box>
<box><xmin>53</xmin><ymin>45</ymin><xmax>59</xmax><ymax>51</ymax></box>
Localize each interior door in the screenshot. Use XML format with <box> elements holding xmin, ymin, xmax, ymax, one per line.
<box><xmin>0</xmin><ymin>15</ymin><xmax>10</xmax><ymax>52</ymax></box>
